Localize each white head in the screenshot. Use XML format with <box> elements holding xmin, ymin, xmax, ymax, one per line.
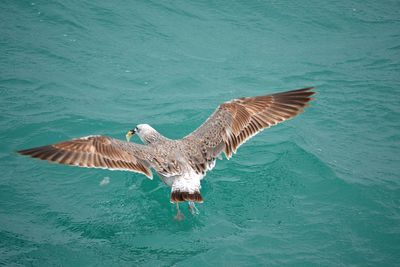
<box><xmin>126</xmin><ymin>124</ymin><xmax>164</xmax><ymax>144</ymax></box>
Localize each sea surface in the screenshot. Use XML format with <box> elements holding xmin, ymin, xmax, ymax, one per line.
<box><xmin>1</xmin><ymin>0</ymin><xmax>399</xmax><ymax>266</ymax></box>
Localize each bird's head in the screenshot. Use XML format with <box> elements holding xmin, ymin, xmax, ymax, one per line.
<box><xmin>125</xmin><ymin>127</ymin><xmax>137</xmax><ymax>142</ymax></box>
<box><xmin>126</xmin><ymin>124</ymin><xmax>161</xmax><ymax>144</ymax></box>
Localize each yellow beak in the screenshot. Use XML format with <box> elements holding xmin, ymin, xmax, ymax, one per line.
<box><xmin>126</xmin><ymin>130</ymin><xmax>134</xmax><ymax>142</ymax></box>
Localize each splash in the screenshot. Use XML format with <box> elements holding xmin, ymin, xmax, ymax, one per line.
<box><xmin>99</xmin><ymin>177</ymin><xmax>110</xmax><ymax>186</ymax></box>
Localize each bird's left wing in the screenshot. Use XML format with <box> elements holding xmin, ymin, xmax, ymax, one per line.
<box><xmin>18</xmin><ymin>135</ymin><xmax>154</xmax><ymax>179</ymax></box>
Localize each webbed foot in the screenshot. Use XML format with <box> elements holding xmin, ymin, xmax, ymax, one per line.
<box><xmin>188</xmin><ymin>201</ymin><xmax>200</xmax><ymax>215</ymax></box>
<box><xmin>174</xmin><ymin>203</ymin><xmax>185</xmax><ymax>221</ymax></box>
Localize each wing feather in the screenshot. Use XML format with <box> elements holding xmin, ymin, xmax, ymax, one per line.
<box><xmin>184</xmin><ymin>87</ymin><xmax>315</xmax><ymax>167</ymax></box>
<box><xmin>18</xmin><ymin>135</ymin><xmax>154</xmax><ymax>178</ymax></box>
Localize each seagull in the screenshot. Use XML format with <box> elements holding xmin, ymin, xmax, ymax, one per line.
<box><xmin>18</xmin><ymin>87</ymin><xmax>315</xmax><ymax>220</ymax></box>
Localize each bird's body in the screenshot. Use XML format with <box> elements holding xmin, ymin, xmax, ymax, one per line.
<box><xmin>18</xmin><ymin>87</ymin><xmax>315</xmax><ymax>218</ymax></box>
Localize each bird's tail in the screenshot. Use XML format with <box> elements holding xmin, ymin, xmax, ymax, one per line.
<box><xmin>170</xmin><ymin>190</ymin><xmax>203</xmax><ymax>203</ymax></box>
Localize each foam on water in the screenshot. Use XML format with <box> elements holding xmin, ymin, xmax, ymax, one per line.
<box><xmin>100</xmin><ymin>177</ymin><xmax>110</xmax><ymax>186</ymax></box>
<box><xmin>1</xmin><ymin>0</ymin><xmax>399</xmax><ymax>266</ymax></box>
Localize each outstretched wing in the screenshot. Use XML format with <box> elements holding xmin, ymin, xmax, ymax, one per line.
<box><xmin>18</xmin><ymin>135</ymin><xmax>154</xmax><ymax>178</ymax></box>
<box><xmin>184</xmin><ymin>87</ymin><xmax>315</xmax><ymax>170</ymax></box>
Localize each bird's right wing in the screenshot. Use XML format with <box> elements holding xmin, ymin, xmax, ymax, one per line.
<box><xmin>18</xmin><ymin>135</ymin><xmax>154</xmax><ymax>179</ymax></box>
<box><xmin>183</xmin><ymin>87</ymin><xmax>315</xmax><ymax>173</ymax></box>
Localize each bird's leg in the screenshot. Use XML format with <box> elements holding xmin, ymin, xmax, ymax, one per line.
<box><xmin>174</xmin><ymin>203</ymin><xmax>184</xmax><ymax>221</ymax></box>
<box><xmin>188</xmin><ymin>201</ymin><xmax>200</xmax><ymax>215</ymax></box>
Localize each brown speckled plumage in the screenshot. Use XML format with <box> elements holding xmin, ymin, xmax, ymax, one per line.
<box><xmin>18</xmin><ymin>87</ymin><xmax>315</xmax><ymax>207</ymax></box>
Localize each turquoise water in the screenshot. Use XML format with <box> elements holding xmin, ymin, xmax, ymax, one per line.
<box><xmin>1</xmin><ymin>0</ymin><xmax>400</xmax><ymax>265</ymax></box>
